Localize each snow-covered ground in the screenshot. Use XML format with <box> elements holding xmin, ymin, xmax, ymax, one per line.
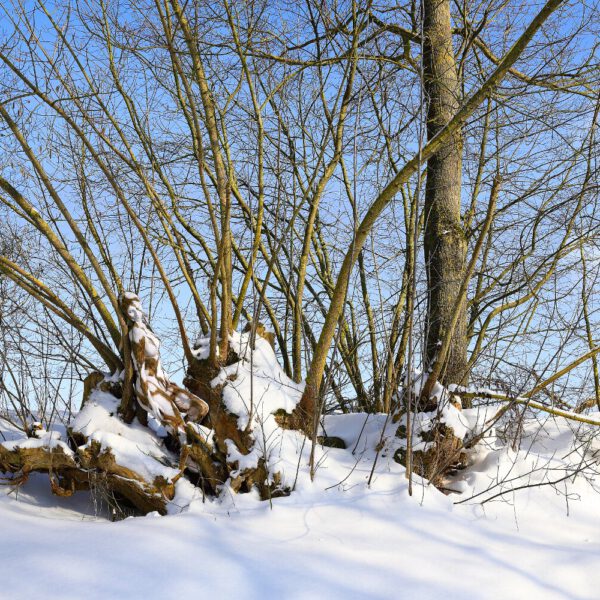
<box><xmin>1</xmin><ymin>411</ymin><xmax>599</xmax><ymax>599</ymax></box>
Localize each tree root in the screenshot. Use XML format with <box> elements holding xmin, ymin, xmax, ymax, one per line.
<box><xmin>0</xmin><ymin>440</ymin><xmax>173</xmax><ymax>516</ymax></box>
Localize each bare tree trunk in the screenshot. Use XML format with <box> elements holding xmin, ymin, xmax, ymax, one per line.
<box><xmin>422</xmin><ymin>0</ymin><xmax>468</xmax><ymax>390</ymax></box>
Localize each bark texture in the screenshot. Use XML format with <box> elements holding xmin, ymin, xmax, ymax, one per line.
<box><xmin>423</xmin><ymin>0</ymin><xmax>468</xmax><ymax>389</ymax></box>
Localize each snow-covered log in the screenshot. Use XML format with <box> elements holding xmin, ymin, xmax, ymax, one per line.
<box><xmin>70</xmin><ymin>387</ymin><xmax>185</xmax><ymax>513</ymax></box>
<box><xmin>0</xmin><ymin>429</ymin><xmax>78</xmax><ymax>478</ymax></box>
<box><xmin>0</xmin><ymin>392</ymin><xmax>183</xmax><ymax>515</ymax></box>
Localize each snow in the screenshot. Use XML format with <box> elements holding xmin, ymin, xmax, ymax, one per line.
<box><xmin>72</xmin><ymin>390</ymin><xmax>149</xmax><ymax>444</ymax></box>
<box><xmin>2</xmin><ymin>343</ymin><xmax>600</xmax><ymax>598</ymax></box>
<box><xmin>213</xmin><ymin>331</ymin><xmax>303</xmax><ymax>430</ymax></box>
<box><xmin>2</xmin><ymin>407</ymin><xmax>600</xmax><ymax>599</ymax></box>
<box><xmin>451</xmin><ymin>411</ymin><xmax>600</xmax><ymax>508</ymax></box>
<box><xmin>407</xmin><ymin>370</ymin><xmax>470</xmax><ymax>439</ymax></box>
<box><xmin>191</xmin><ymin>334</ymin><xmax>213</xmax><ymax>360</ymax></box>
<box><xmin>86</xmin><ymin>430</ymin><xmax>179</xmax><ymax>482</ymax></box>
<box><xmin>1</xmin><ymin>428</ymin><xmax>73</xmax><ymax>455</ymax></box>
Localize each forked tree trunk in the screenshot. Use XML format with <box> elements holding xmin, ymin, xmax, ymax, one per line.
<box><xmin>423</xmin><ymin>0</ymin><xmax>468</xmax><ymax>391</ymax></box>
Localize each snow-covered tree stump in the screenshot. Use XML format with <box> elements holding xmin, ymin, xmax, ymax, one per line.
<box><xmin>394</xmin><ymin>376</ymin><xmax>469</xmax><ymax>488</ymax></box>
<box><xmin>1</xmin><ymin>295</ymin><xmax>305</xmax><ymax>515</ymax></box>
<box><xmin>0</xmin><ymin>404</ymin><xmax>180</xmax><ymax>516</ymax></box>
<box><xmin>185</xmin><ymin>326</ymin><xmax>302</xmax><ymax>499</ymax></box>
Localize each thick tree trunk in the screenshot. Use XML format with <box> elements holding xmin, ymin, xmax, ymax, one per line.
<box><xmin>423</xmin><ymin>0</ymin><xmax>468</xmax><ymax>390</ymax></box>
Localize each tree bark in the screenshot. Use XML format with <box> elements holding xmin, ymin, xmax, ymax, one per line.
<box><xmin>422</xmin><ymin>0</ymin><xmax>468</xmax><ymax>390</ymax></box>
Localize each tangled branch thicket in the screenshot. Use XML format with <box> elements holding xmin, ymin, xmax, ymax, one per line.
<box><xmin>0</xmin><ymin>0</ymin><xmax>599</xmax><ymax>512</ymax></box>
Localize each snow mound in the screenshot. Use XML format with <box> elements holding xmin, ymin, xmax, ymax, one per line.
<box><xmin>213</xmin><ymin>331</ymin><xmax>303</xmax><ymax>430</ymax></box>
